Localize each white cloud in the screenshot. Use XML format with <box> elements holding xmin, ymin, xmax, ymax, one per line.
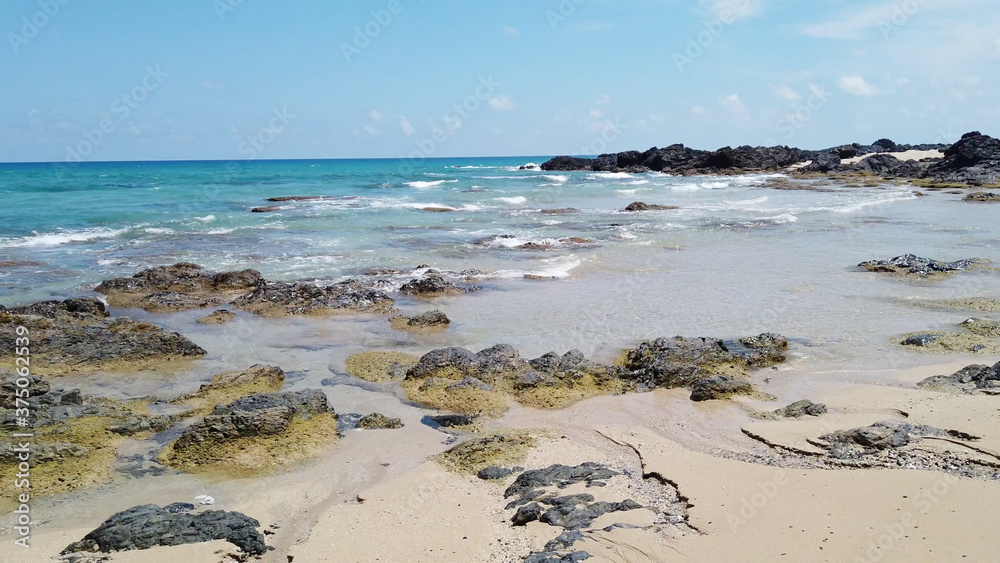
<box><xmin>368</xmin><ymin>110</ymin><xmax>383</xmax><ymax>122</ymax></box>
<box><xmin>503</xmin><ymin>26</ymin><xmax>520</xmax><ymax>36</ymax></box>
<box><xmin>589</xmin><ymin>108</ymin><xmax>603</xmax><ymax>118</ymax></box>
<box><xmin>362</xmin><ymin>125</ymin><xmax>381</xmax><ymax>135</ymax></box>
<box><xmin>837</xmin><ymin>75</ymin><xmax>880</xmax><ymax>96</ymax></box>
<box><xmin>699</xmin><ymin>0</ymin><xmax>763</xmax><ymax>22</ymax></box>
<box><xmin>595</xmin><ymin>94</ymin><xmax>611</xmax><ymax>105</ymax></box>
<box><xmin>398</xmin><ymin>117</ymin><xmax>415</xmax><ymax>136</ymax></box>
<box><xmin>718</xmin><ymin>94</ymin><xmax>748</xmax><ymax>118</ymax></box>
<box><xmin>772</xmin><ymin>85</ymin><xmax>800</xmax><ymax>102</ymax></box>
<box><xmin>489</xmin><ymin>95</ymin><xmax>515</xmax><ymax>110</ymax></box>
<box><xmin>691</xmin><ymin>105</ymin><xmax>706</xmax><ymax>115</ymax></box>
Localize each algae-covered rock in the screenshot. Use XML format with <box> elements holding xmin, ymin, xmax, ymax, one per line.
<box><xmin>356</xmin><ymin>412</ymin><xmax>404</xmax><ymax>429</ymax></box>
<box><xmin>160</xmin><ymin>389</ymin><xmax>338</xmax><ymax>475</ymax></box>
<box><xmin>233</xmin><ymin>279</ymin><xmax>395</xmax><ymax>317</ymax></box>
<box><xmin>918</xmin><ymin>361</ymin><xmax>1000</xmax><ymax>394</ymax></box>
<box><xmin>389</xmin><ymin>310</ymin><xmax>451</xmax><ymax>332</ymax></box>
<box><xmin>171</xmin><ymin>364</ymin><xmax>286</xmax><ymax>416</ymax></box>
<box><xmin>433</xmin><ymin>431</ymin><xmax>537</xmax><ymax>474</ymax></box>
<box><xmin>0</xmin><ymin>298</ymin><xmax>205</xmax><ymax>374</ymax></box>
<box><xmin>774</xmin><ymin>400</ymin><xmax>828</xmax><ymax>418</ymax></box>
<box><xmin>95</xmin><ymin>263</ymin><xmax>263</xmax><ymax>312</ymax></box>
<box><xmin>858</xmin><ymin>254</ymin><xmax>985</xmax><ymax>278</ymax></box>
<box><xmin>61</xmin><ymin>504</ymin><xmax>266</xmax><ymax>556</ymax></box>
<box><xmin>345</xmin><ymin>351</ymin><xmax>420</xmax><ymax>382</ymax></box>
<box><xmin>399</xmin><ymin>274</ymin><xmax>481</xmax><ymax>298</ymax></box>
<box><xmin>196</xmin><ymin>309</ymin><xmax>236</xmax><ymax>324</ymax></box>
<box><xmin>403</xmin><ymin>346</ymin><xmax>625</xmax><ymax>416</ymax></box>
<box><xmin>959</xmin><ymin>317</ymin><xmax>1000</xmax><ymax>338</ymax></box>
<box><xmin>0</xmin><ymin>374</ymin><xmax>174</xmax><ymax>508</ymax></box>
<box><xmin>689</xmin><ymin>375</ymin><xmax>755</xmax><ymax>402</ymax></box>
<box><xmin>899</xmin><ymin>330</ymin><xmax>1000</xmax><ymax>354</ymax></box>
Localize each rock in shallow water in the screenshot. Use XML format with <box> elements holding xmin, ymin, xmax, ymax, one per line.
<box><xmin>356</xmin><ymin>412</ymin><xmax>404</xmax><ymax>429</ymax></box>
<box><xmin>859</xmin><ymin>254</ymin><xmax>984</xmax><ymax>277</ymax></box>
<box><xmin>95</xmin><ymin>263</ymin><xmax>263</xmax><ymax>312</ymax></box>
<box><xmin>233</xmin><ymin>279</ymin><xmax>395</xmax><ymax>317</ymax></box>
<box><xmin>61</xmin><ymin>504</ymin><xmax>266</xmax><ymax>556</ymax></box>
<box><xmin>0</xmin><ymin>298</ymin><xmax>205</xmax><ymax>373</ymax></box>
<box><xmin>389</xmin><ymin>310</ymin><xmax>450</xmax><ymax>331</ymax></box>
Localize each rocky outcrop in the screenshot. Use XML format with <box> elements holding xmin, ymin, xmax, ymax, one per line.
<box><xmin>399</xmin><ymin>273</ymin><xmax>481</xmax><ymax>298</ymax></box>
<box><xmin>923</xmin><ymin>131</ymin><xmax>1000</xmax><ymax>186</ymax></box>
<box><xmin>859</xmin><ymin>254</ymin><xmax>984</xmax><ymax>277</ymax></box>
<box><xmin>161</xmin><ymin>389</ymin><xmax>339</xmax><ymax>474</ymax></box>
<box><xmin>390</xmin><ymin>310</ymin><xmax>451</xmax><ymax>331</ymax></box>
<box><xmin>402</xmin><ymin>345</ymin><xmax>625</xmax><ymax>416</ymax></box>
<box><xmin>233</xmin><ymin>279</ymin><xmax>395</xmax><ymax>317</ymax></box>
<box><xmin>172</xmin><ymin>390</ymin><xmax>330</xmax><ymax>448</ymax></box>
<box><xmin>0</xmin><ymin>298</ymin><xmax>205</xmax><ymax>373</ymax></box>
<box><xmin>61</xmin><ymin>504</ymin><xmax>266</xmax><ymax>556</ymax></box>
<box><xmin>95</xmin><ymin>263</ymin><xmax>264</xmax><ymax>312</ymax></box>
<box><xmin>542</xmin><ymin>144</ymin><xmax>809</xmax><ymax>174</ymax></box>
<box><xmin>918</xmin><ymin>361</ymin><xmax>1000</xmax><ymax>394</ymax></box>
<box><xmin>689</xmin><ymin>375</ymin><xmax>755</xmax><ymax>402</ymax></box>
<box><xmin>356</xmin><ymin>412</ymin><xmax>404</xmax><ymax>429</ymax></box>
<box><xmin>849</xmin><ymin>154</ymin><xmax>922</xmax><ymax>177</ymax></box>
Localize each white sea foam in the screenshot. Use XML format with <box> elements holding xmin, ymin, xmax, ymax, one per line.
<box><xmin>494</xmin><ymin>256</ymin><xmax>583</xmax><ymax>279</ymax></box>
<box><xmin>495</xmin><ymin>196</ymin><xmax>527</xmax><ymax>205</ymax></box>
<box><xmin>588</xmin><ymin>172</ymin><xmax>632</xmax><ymax>180</ymax></box>
<box><xmin>616</xmin><ymin>189</ymin><xmax>640</xmax><ymax>195</ymax></box>
<box><xmin>1</xmin><ymin>227</ymin><xmax>129</xmax><ymax>248</ymax></box>
<box><xmin>143</xmin><ymin>227</ymin><xmax>174</xmax><ymax>234</ymax></box>
<box><xmin>194</xmin><ymin>215</ymin><xmax>216</xmax><ymax>222</ymax></box>
<box><xmin>405</xmin><ymin>180</ymin><xmax>459</xmax><ymax>189</ymax></box>
<box><xmin>541</xmin><ymin>175</ymin><xmax>568</xmax><ymax>183</ymax></box>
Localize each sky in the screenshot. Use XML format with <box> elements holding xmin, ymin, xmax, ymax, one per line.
<box><xmin>1</xmin><ymin>0</ymin><xmax>998</xmax><ymax>162</ymax></box>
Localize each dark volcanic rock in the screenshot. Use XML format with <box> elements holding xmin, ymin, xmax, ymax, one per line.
<box><xmin>61</xmin><ymin>504</ymin><xmax>266</xmax><ymax>556</ymax></box>
<box><xmin>524</xmin><ymin>552</ymin><xmax>592</xmax><ymax>563</ymax></box>
<box><xmin>407</xmin><ymin>345</ymin><xmax>528</xmax><ymax>381</ymax></box>
<box><xmin>95</xmin><ymin>263</ymin><xmax>264</xmax><ymax>312</ymax></box>
<box><xmin>818</xmin><ymin>421</ymin><xmax>949</xmax><ymax>458</ymax></box>
<box><xmin>618</xmin><ymin>336</ymin><xmax>745</xmax><ymax>389</ymax></box>
<box><xmin>924</xmin><ymin>131</ymin><xmax>1000</xmax><ymax>186</ymax></box>
<box><xmin>541</xmin><ymin>156</ymin><xmax>596</xmax><ymax>171</ymax></box>
<box><xmin>622</xmin><ymin>201</ymin><xmax>679</xmax><ymax>212</ymax></box>
<box><xmin>739</xmin><ymin>333</ymin><xmax>789</xmax><ymax>351</ymax></box>
<box><xmin>964</xmin><ymin>192</ymin><xmax>1000</xmax><ymax>202</ymax></box>
<box><xmin>690</xmin><ymin>375</ymin><xmax>755</xmax><ymax>402</ymax></box>
<box><xmin>233</xmin><ymin>279</ymin><xmax>395</xmax><ymax>317</ymax></box>
<box><xmin>250</xmin><ymin>206</ymin><xmax>281</xmax><ymax>213</ymax></box>
<box><xmin>540</xmin><ymin>498</ymin><xmax>643</xmax><ymax>530</ymax></box>
<box><xmin>849</xmin><ymin>154</ymin><xmax>922</xmax><ymax>177</ymax></box>
<box><xmin>399</xmin><ymin>274</ymin><xmax>481</xmax><ymax>298</ymax></box>
<box><xmin>901</xmin><ymin>333</ymin><xmax>940</xmax><ymax>347</ymax></box>
<box><xmin>505</xmin><ymin>463</ymin><xmax>619</xmax><ymax>501</ymax></box>
<box><xmin>173</xmin><ymin>389</ymin><xmax>331</xmax><ymax>449</ymax></box>
<box><xmin>918</xmin><ymin>361</ymin><xmax>1000</xmax><ymax>393</ymax></box>
<box><xmin>859</xmin><ymin>254</ymin><xmax>984</xmax><ymax>277</ymax></box>
<box><xmin>0</xmin><ymin>299</ymin><xmax>205</xmax><ymax>372</ymax></box>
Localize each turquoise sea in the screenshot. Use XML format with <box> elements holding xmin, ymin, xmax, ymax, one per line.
<box><xmin>3</xmin><ymin>157</ymin><xmax>999</xmax><ymax>369</ymax></box>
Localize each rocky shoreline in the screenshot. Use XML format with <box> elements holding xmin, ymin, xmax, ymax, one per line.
<box><xmin>541</xmin><ymin>130</ymin><xmax>1000</xmax><ymax>188</ymax></box>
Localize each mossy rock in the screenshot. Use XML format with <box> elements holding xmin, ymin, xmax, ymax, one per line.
<box><xmin>172</xmin><ymin>365</ymin><xmax>285</xmax><ymax>416</ymax></box>
<box><xmin>433</xmin><ymin>430</ymin><xmax>537</xmax><ymax>474</ymax></box>
<box><xmin>904</xmin><ymin>298</ymin><xmax>1000</xmax><ymax>313</ymax></box>
<box><xmin>158</xmin><ymin>413</ymin><xmax>338</xmax><ymax>476</ymax></box>
<box><xmin>899</xmin><ymin>331</ymin><xmax>1000</xmax><ymax>354</ymax></box>
<box><xmin>401</xmin><ymin>379</ymin><xmax>510</xmax><ymax>417</ymax></box>
<box><xmin>346</xmin><ymin>352</ymin><xmax>420</xmax><ymax>382</ymax></box>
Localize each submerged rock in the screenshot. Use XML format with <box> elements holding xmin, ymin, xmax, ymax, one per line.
<box><xmin>390</xmin><ymin>310</ymin><xmax>451</xmax><ymax>331</ymax></box>
<box><xmin>95</xmin><ymin>263</ymin><xmax>264</xmax><ymax>312</ymax></box>
<box><xmin>173</xmin><ymin>390</ymin><xmax>330</xmax><ymax>448</ymax></box>
<box><xmin>233</xmin><ymin>279</ymin><xmax>395</xmax><ymax>317</ymax></box>
<box><xmin>356</xmin><ymin>412</ymin><xmax>404</xmax><ymax>429</ymax></box>
<box><xmin>622</xmin><ymin>202</ymin><xmax>679</xmax><ymax>212</ymax></box>
<box><xmin>0</xmin><ymin>298</ymin><xmax>205</xmax><ymax>373</ymax></box>
<box><xmin>345</xmin><ymin>351</ymin><xmax>420</xmax><ymax>383</ymax></box>
<box><xmin>426</xmin><ymin>414</ymin><xmax>477</xmax><ymax>428</ymax></box>
<box><xmin>196</xmin><ymin>309</ymin><xmax>235</xmax><ymax>324</ymax></box>
<box><xmin>61</xmin><ymin>504</ymin><xmax>266</xmax><ymax>556</ymax></box>
<box><xmin>859</xmin><ymin>254</ymin><xmax>984</xmax><ymax>277</ymax></box>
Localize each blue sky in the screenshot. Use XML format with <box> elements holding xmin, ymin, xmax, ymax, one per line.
<box><xmin>1</xmin><ymin>0</ymin><xmax>998</xmax><ymax>162</ymax></box>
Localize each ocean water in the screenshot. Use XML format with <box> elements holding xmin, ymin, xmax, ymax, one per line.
<box><xmin>3</xmin><ymin>157</ymin><xmax>1000</xmax><ymax>371</ymax></box>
